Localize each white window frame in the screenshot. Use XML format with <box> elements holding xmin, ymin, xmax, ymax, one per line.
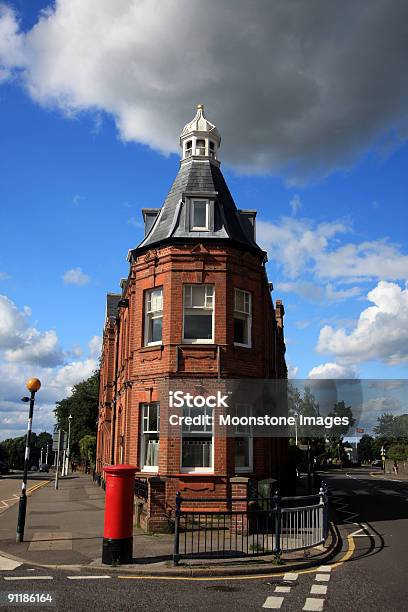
<box><xmin>233</xmin><ymin>288</ymin><xmax>252</xmax><ymax>348</ymax></box>
<box><xmin>182</xmin><ymin>284</ymin><xmax>214</xmax><ymax>344</ymax></box>
<box><xmin>180</xmin><ymin>405</ymin><xmax>214</xmax><ymax>473</ymax></box>
<box><xmin>190</xmin><ymin>199</ymin><xmax>210</xmax><ymax>231</ymax></box>
<box><xmin>234</xmin><ymin>403</ymin><xmax>253</xmax><ymax>473</ymax></box>
<box><xmin>140</xmin><ymin>402</ymin><xmax>160</xmax><ymax>472</ymax></box>
<box><xmin>144</xmin><ymin>287</ymin><xmax>163</xmax><ymax>346</ymax></box>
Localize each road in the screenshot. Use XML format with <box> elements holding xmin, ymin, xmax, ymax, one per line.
<box><xmin>0</xmin><ymin>473</ymin><xmax>50</xmax><ymax>515</ymax></box>
<box><xmin>0</xmin><ymin>468</ymin><xmax>407</xmax><ymax>611</ymax></box>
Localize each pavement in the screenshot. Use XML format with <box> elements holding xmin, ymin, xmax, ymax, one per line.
<box><xmin>0</xmin><ymin>474</ymin><xmax>336</xmax><ymax>576</ymax></box>
<box><xmin>0</xmin><ymin>468</ymin><xmax>407</xmax><ymax>610</ymax></box>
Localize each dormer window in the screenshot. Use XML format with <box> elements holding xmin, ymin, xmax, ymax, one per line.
<box><xmin>209</xmin><ymin>140</ymin><xmax>215</xmax><ymax>159</ymax></box>
<box><xmin>185</xmin><ymin>140</ymin><xmax>192</xmax><ymax>157</ymax></box>
<box><xmin>191</xmin><ymin>200</ymin><xmax>209</xmax><ymax>231</ymax></box>
<box><xmin>195</xmin><ymin>139</ymin><xmax>206</xmax><ymax>156</ymax></box>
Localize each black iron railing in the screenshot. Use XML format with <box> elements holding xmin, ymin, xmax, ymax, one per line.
<box><xmin>134</xmin><ymin>477</ymin><xmax>148</xmax><ymax>501</ymax></box>
<box><xmin>173</xmin><ymin>485</ymin><xmax>328</xmax><ymax>565</ymax></box>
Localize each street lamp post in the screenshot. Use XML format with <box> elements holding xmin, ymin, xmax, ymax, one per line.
<box><xmin>16</xmin><ymin>377</ymin><xmax>41</xmax><ymax>543</ymax></box>
<box><xmin>40</xmin><ymin>447</ymin><xmax>43</xmax><ymax>466</ymax></box>
<box><xmin>65</xmin><ymin>414</ymin><xmax>72</xmax><ymax>475</ymax></box>
<box><xmin>45</xmin><ymin>443</ymin><xmax>49</xmax><ymax>465</ymax></box>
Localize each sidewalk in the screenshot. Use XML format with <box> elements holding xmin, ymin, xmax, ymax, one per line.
<box><xmin>370</xmin><ymin>470</ymin><xmax>408</xmax><ymax>481</ymax></box>
<box><xmin>0</xmin><ymin>475</ymin><xmax>338</xmax><ymax>575</ymax></box>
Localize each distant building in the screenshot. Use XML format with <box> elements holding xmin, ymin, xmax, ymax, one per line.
<box><xmin>96</xmin><ymin>105</ymin><xmax>288</xmax><ymax>531</ymax></box>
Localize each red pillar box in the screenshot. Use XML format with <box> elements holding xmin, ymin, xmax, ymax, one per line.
<box><xmin>102</xmin><ymin>464</ymin><xmax>137</xmax><ymax>565</ymax></box>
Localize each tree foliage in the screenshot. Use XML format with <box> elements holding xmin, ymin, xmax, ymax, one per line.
<box><xmin>79</xmin><ymin>435</ymin><xmax>97</xmax><ymax>468</ymax></box>
<box><xmin>357</xmin><ymin>434</ymin><xmax>374</xmax><ymax>463</ymax></box>
<box><xmin>388</xmin><ymin>442</ymin><xmax>408</xmax><ymax>462</ymax></box>
<box><xmin>54</xmin><ymin>371</ymin><xmax>99</xmax><ymax>461</ymax></box>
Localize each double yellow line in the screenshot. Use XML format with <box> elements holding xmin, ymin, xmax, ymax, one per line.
<box><xmin>118</xmin><ymin>535</ymin><xmax>356</xmax><ymax>582</ymax></box>
<box><xmin>26</xmin><ymin>480</ymin><xmax>49</xmax><ymax>496</ymax></box>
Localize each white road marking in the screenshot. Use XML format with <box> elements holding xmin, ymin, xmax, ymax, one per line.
<box><xmin>303</xmin><ymin>597</ymin><xmax>324</xmax><ymax>611</ymax></box>
<box><xmin>67</xmin><ymin>575</ymin><xmax>111</xmax><ymax>580</ymax></box>
<box><xmin>377</xmin><ymin>489</ymin><xmax>400</xmax><ymax>496</ymax></box>
<box><xmin>283</xmin><ymin>572</ymin><xmax>298</xmax><ymax>581</ymax></box>
<box><xmin>0</xmin><ymin>555</ymin><xmax>22</xmax><ymax>571</ymax></box>
<box><xmin>315</xmin><ymin>573</ymin><xmax>331</xmax><ymax>582</ymax></box>
<box><xmin>317</xmin><ymin>565</ymin><xmax>332</xmax><ymax>572</ymax></box>
<box><xmin>311</xmin><ymin>584</ymin><xmax>328</xmax><ymax>595</ymax></box>
<box><xmin>275</xmin><ymin>586</ymin><xmax>291</xmax><ymax>593</ymax></box>
<box><xmin>263</xmin><ymin>596</ymin><xmax>284</xmax><ymax>609</ymax></box>
<box><xmin>4</xmin><ymin>576</ymin><xmax>53</xmax><ymax>581</ymax></box>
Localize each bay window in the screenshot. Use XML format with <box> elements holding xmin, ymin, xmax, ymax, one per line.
<box><xmin>144</xmin><ymin>287</ymin><xmax>163</xmax><ymax>345</ymax></box>
<box><xmin>183</xmin><ymin>284</ymin><xmax>214</xmax><ymax>343</ymax></box>
<box><xmin>181</xmin><ymin>404</ymin><xmax>213</xmax><ymax>472</ymax></box>
<box><xmin>234</xmin><ymin>288</ymin><xmax>251</xmax><ymax>347</ymax></box>
<box><xmin>234</xmin><ymin>404</ymin><xmax>253</xmax><ymax>472</ymax></box>
<box><xmin>140</xmin><ymin>402</ymin><xmax>160</xmax><ymax>471</ymax></box>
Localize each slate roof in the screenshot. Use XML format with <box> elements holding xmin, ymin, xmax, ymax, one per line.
<box><xmin>106</xmin><ymin>293</ymin><xmax>121</xmax><ymax>319</ymax></box>
<box><xmin>133</xmin><ymin>159</ymin><xmax>263</xmax><ymax>255</ymax></box>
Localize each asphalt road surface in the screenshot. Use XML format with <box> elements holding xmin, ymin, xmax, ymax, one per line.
<box><xmin>0</xmin><ymin>468</ymin><xmax>407</xmax><ymax>611</ymax></box>
<box><xmin>0</xmin><ymin>474</ymin><xmax>50</xmax><ymax>515</ymax></box>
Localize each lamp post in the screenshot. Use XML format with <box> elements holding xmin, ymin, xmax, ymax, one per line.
<box><xmin>46</xmin><ymin>443</ymin><xmax>49</xmax><ymax>465</ymax></box>
<box><xmin>40</xmin><ymin>447</ymin><xmax>43</xmax><ymax>466</ymax></box>
<box><xmin>16</xmin><ymin>377</ymin><xmax>41</xmax><ymax>543</ymax></box>
<box><xmin>65</xmin><ymin>414</ymin><xmax>72</xmax><ymax>475</ymax></box>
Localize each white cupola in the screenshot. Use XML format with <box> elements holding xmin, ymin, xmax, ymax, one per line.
<box><xmin>180</xmin><ymin>104</ymin><xmax>221</xmax><ymax>165</ymax></box>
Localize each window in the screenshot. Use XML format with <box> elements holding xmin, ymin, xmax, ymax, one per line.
<box><xmin>181</xmin><ymin>404</ymin><xmax>213</xmax><ymax>472</ymax></box>
<box><xmin>191</xmin><ymin>199</ymin><xmax>209</xmax><ymax>230</ymax></box>
<box><xmin>183</xmin><ymin>285</ymin><xmax>214</xmax><ymax>343</ymax></box>
<box><xmin>144</xmin><ymin>287</ymin><xmax>163</xmax><ymax>346</ymax></box>
<box><xmin>234</xmin><ymin>404</ymin><xmax>253</xmax><ymax>472</ymax></box>
<box><xmin>185</xmin><ymin>140</ymin><xmax>192</xmax><ymax>157</ymax></box>
<box><xmin>195</xmin><ymin>139</ymin><xmax>206</xmax><ymax>155</ymax></box>
<box><xmin>140</xmin><ymin>403</ymin><xmax>160</xmax><ymax>471</ymax></box>
<box><xmin>234</xmin><ymin>289</ymin><xmax>252</xmax><ymax>347</ymax></box>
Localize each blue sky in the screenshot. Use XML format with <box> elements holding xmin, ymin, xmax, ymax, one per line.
<box><xmin>1</xmin><ymin>1</ymin><xmax>408</xmax><ymax>439</ymax></box>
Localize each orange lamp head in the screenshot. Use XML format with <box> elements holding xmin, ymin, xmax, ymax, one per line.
<box><xmin>26</xmin><ymin>378</ymin><xmax>41</xmax><ymax>393</ymax></box>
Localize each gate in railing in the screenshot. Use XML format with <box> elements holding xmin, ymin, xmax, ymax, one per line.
<box><xmin>173</xmin><ymin>486</ymin><xmax>328</xmax><ymax>564</ymax></box>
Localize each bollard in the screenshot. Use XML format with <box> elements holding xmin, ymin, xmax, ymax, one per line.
<box><xmin>102</xmin><ymin>464</ymin><xmax>137</xmax><ymax>565</ymax></box>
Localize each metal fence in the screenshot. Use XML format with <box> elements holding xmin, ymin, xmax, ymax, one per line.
<box><xmin>173</xmin><ymin>486</ymin><xmax>328</xmax><ymax>564</ymax></box>
<box><xmin>134</xmin><ymin>477</ymin><xmax>148</xmax><ymax>501</ymax></box>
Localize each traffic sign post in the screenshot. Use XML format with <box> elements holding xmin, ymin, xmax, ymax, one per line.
<box><xmin>54</xmin><ymin>430</ymin><xmax>65</xmax><ymax>490</ymax></box>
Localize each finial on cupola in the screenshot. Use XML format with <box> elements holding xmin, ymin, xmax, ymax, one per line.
<box><xmin>179</xmin><ymin>104</ymin><xmax>221</xmax><ymax>165</ymax></box>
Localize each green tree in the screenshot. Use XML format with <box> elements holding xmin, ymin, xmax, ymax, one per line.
<box><xmin>54</xmin><ymin>371</ymin><xmax>99</xmax><ymax>461</ymax></box>
<box><xmin>357</xmin><ymin>435</ymin><xmax>374</xmax><ymax>463</ymax></box>
<box><xmin>326</xmin><ymin>401</ymin><xmax>355</xmax><ymax>461</ymax></box>
<box><xmin>374</xmin><ymin>413</ymin><xmax>398</xmax><ymax>438</ymax></box>
<box><xmin>388</xmin><ymin>442</ymin><xmax>408</xmax><ymax>462</ymax></box>
<box><xmin>79</xmin><ymin>435</ymin><xmax>97</xmax><ymax>469</ymax></box>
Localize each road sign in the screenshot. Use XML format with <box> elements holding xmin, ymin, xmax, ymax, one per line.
<box><xmin>52</xmin><ymin>431</ymin><xmax>65</xmax><ymax>451</ymax></box>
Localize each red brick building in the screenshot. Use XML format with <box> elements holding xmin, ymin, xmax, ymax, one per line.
<box><xmin>96</xmin><ymin>105</ymin><xmax>288</xmax><ymax>531</ymax></box>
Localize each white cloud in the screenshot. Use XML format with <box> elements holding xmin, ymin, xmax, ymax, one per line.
<box><xmin>258</xmin><ymin>217</ymin><xmax>408</xmax><ymax>285</ymax></box>
<box><xmin>308</xmin><ymin>362</ymin><xmax>357</xmax><ymax>379</ymax></box>
<box><xmin>0</xmin><ymin>271</ymin><xmax>10</xmax><ymax>280</ymax></box>
<box><xmin>62</xmin><ymin>267</ymin><xmax>90</xmax><ymax>286</ymax></box>
<box><xmin>325</xmin><ymin>284</ymin><xmax>361</xmax><ymax>302</ymax></box>
<box><xmin>317</xmin><ymin>281</ymin><xmax>408</xmax><ymax>365</ymax></box>
<box><xmin>0</xmin><ymin>356</ymin><xmax>98</xmax><ymax>440</ymax></box>
<box><xmin>1</xmin><ymin>1</ymin><xmax>408</xmax><ymax>181</ymax></box>
<box><xmin>290</xmin><ymin>194</ymin><xmax>302</xmax><ymax>216</ymax></box>
<box><xmin>287</xmin><ymin>364</ymin><xmax>299</xmax><ymax>379</ymax></box>
<box><xmin>0</xmin><ymin>295</ymin><xmax>64</xmax><ymax>367</ymax></box>
<box><xmin>5</xmin><ymin>329</ymin><xmax>62</xmax><ymax>367</ymax></box>
<box><xmin>277</xmin><ymin>281</ymin><xmax>324</xmax><ymax>302</ymax></box>
<box><xmin>88</xmin><ymin>335</ymin><xmax>102</xmax><ymax>359</ymax></box>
